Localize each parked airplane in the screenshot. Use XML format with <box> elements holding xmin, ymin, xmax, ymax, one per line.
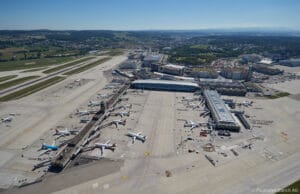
<box><xmin>105</xmin><ymin>85</ymin><xmax>116</xmax><ymax>89</ymax></box>
<box><xmin>182</xmin><ymin>96</ymin><xmax>197</xmax><ymax>102</ymax></box>
<box><xmin>97</xmin><ymin>93</ymin><xmax>109</xmax><ymax>99</ymax></box>
<box><xmin>80</xmin><ymin>117</ymin><xmax>90</xmax><ymax>123</ymax></box>
<box><xmin>127</xmin><ymin>131</ymin><xmax>146</xmax><ymax>143</ymax></box>
<box><xmin>112</xmin><ymin>119</ymin><xmax>126</xmax><ymax>128</ymax></box>
<box><xmin>41</xmin><ymin>142</ymin><xmax>58</xmax><ymax>151</ymax></box>
<box><xmin>184</xmin><ymin>120</ymin><xmax>207</xmax><ymax>130</ymax></box>
<box><xmin>116</xmin><ymin>111</ymin><xmax>130</xmax><ymax>118</ymax></box>
<box><xmin>242</xmin><ymin>100</ymin><xmax>254</xmax><ymax>107</ymax></box>
<box><xmin>76</xmin><ymin>109</ymin><xmax>90</xmax><ymax>116</ymax></box>
<box><xmin>54</xmin><ymin>128</ymin><xmax>78</xmax><ymax>138</ymax></box>
<box><xmin>39</xmin><ymin>141</ymin><xmax>58</xmax><ymax>156</ymax></box>
<box><xmin>111</xmin><ymin>104</ymin><xmax>132</xmax><ymax>111</ymax></box>
<box><xmin>94</xmin><ymin>140</ymin><xmax>116</xmax><ymax>156</ymax></box>
<box><xmin>1</xmin><ymin>116</ymin><xmax>13</xmax><ymax>123</ymax></box>
<box><xmin>186</xmin><ymin>102</ymin><xmax>200</xmax><ymax>109</ymax></box>
<box><xmin>88</xmin><ymin>100</ymin><xmax>100</xmax><ymax>107</ymax></box>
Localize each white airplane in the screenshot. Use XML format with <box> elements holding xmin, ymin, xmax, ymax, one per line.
<box><xmin>119</xmin><ymin>104</ymin><xmax>132</xmax><ymax>110</ymax></box>
<box><xmin>242</xmin><ymin>100</ymin><xmax>254</xmax><ymax>107</ymax></box>
<box><xmin>111</xmin><ymin>104</ymin><xmax>132</xmax><ymax>111</ymax></box>
<box><xmin>127</xmin><ymin>131</ymin><xmax>146</xmax><ymax>143</ymax></box>
<box><xmin>1</xmin><ymin>116</ymin><xmax>13</xmax><ymax>123</ymax></box>
<box><xmin>88</xmin><ymin>100</ymin><xmax>100</xmax><ymax>107</ymax></box>
<box><xmin>80</xmin><ymin>117</ymin><xmax>90</xmax><ymax>123</ymax></box>
<box><xmin>112</xmin><ymin>119</ymin><xmax>126</xmax><ymax>128</ymax></box>
<box><xmin>76</xmin><ymin>109</ymin><xmax>90</xmax><ymax>116</ymax></box>
<box><xmin>94</xmin><ymin>140</ymin><xmax>116</xmax><ymax>156</ymax></box>
<box><xmin>184</xmin><ymin>120</ymin><xmax>207</xmax><ymax>130</ymax></box>
<box><xmin>182</xmin><ymin>96</ymin><xmax>196</xmax><ymax>102</ymax></box>
<box><xmin>105</xmin><ymin>85</ymin><xmax>116</xmax><ymax>89</ymax></box>
<box><xmin>54</xmin><ymin>128</ymin><xmax>78</xmax><ymax>138</ymax></box>
<box><xmin>186</xmin><ymin>102</ymin><xmax>200</xmax><ymax>109</ymax></box>
<box><xmin>97</xmin><ymin>93</ymin><xmax>109</xmax><ymax>99</ymax></box>
<box><xmin>116</xmin><ymin>111</ymin><xmax>130</xmax><ymax>118</ymax></box>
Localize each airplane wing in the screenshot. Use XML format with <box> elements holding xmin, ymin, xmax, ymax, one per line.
<box><xmin>190</xmin><ymin>126</ymin><xmax>196</xmax><ymax>131</ymax></box>
<box><xmin>105</xmin><ymin>140</ymin><xmax>111</xmax><ymax>144</ymax></box>
<box><xmin>137</xmin><ymin>132</ymin><xmax>142</xmax><ymax>135</ymax></box>
<box><xmin>133</xmin><ymin>136</ymin><xmax>136</xmax><ymax>143</ymax></box>
<box><xmin>39</xmin><ymin>149</ymin><xmax>51</xmax><ymax>156</ymax></box>
<box><xmin>51</xmin><ymin>140</ymin><xmax>56</xmax><ymax>146</ymax></box>
<box><xmin>55</xmin><ymin>134</ymin><xmax>64</xmax><ymax>140</ymax></box>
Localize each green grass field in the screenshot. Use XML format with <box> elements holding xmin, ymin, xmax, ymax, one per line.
<box><xmin>276</xmin><ymin>180</ymin><xmax>299</xmax><ymax>193</ymax></box>
<box><xmin>105</xmin><ymin>49</ymin><xmax>124</xmax><ymax>56</ymax></box>
<box><xmin>42</xmin><ymin>57</ymin><xmax>94</xmax><ymax>74</ymax></box>
<box><xmin>21</xmin><ymin>68</ymin><xmax>47</xmax><ymax>73</ymax></box>
<box><xmin>0</xmin><ymin>76</ymin><xmax>40</xmax><ymax>91</ymax></box>
<box><xmin>0</xmin><ymin>75</ymin><xmax>18</xmax><ymax>83</ymax></box>
<box><xmin>267</xmin><ymin>92</ymin><xmax>290</xmax><ymax>99</ymax></box>
<box><xmin>0</xmin><ymin>76</ymin><xmax>66</xmax><ymax>101</ymax></box>
<box><xmin>63</xmin><ymin>57</ymin><xmax>111</xmax><ymax>75</ymax></box>
<box><xmin>0</xmin><ymin>56</ymin><xmax>75</xmax><ymax>71</ymax></box>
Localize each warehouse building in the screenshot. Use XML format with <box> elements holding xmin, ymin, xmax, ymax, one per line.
<box><xmin>279</xmin><ymin>58</ymin><xmax>300</xmax><ymax>67</ymax></box>
<box><xmin>131</xmin><ymin>79</ymin><xmax>199</xmax><ymax>92</ymax></box>
<box><xmin>159</xmin><ymin>64</ymin><xmax>185</xmax><ymax>76</ymax></box>
<box><xmin>220</xmin><ymin>67</ymin><xmax>252</xmax><ymax>81</ymax></box>
<box><xmin>142</xmin><ymin>54</ymin><xmax>163</xmax><ymax>67</ymax></box>
<box><xmin>203</xmin><ymin>90</ymin><xmax>240</xmax><ymax>131</ymax></box>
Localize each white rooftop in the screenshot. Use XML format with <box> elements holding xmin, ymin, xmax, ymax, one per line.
<box><xmin>164</xmin><ymin>64</ymin><xmax>185</xmax><ymax>69</ymax></box>
<box><xmin>132</xmin><ymin>79</ymin><xmax>198</xmax><ymax>87</ymax></box>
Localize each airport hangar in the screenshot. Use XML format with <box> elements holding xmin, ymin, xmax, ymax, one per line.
<box><xmin>131</xmin><ymin>79</ymin><xmax>240</xmax><ymax>132</ymax></box>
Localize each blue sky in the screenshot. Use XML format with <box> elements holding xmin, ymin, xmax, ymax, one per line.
<box><xmin>0</xmin><ymin>0</ymin><xmax>299</xmax><ymax>30</ymax></box>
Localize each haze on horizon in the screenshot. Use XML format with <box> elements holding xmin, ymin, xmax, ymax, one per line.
<box><xmin>0</xmin><ymin>0</ymin><xmax>299</xmax><ymax>31</ymax></box>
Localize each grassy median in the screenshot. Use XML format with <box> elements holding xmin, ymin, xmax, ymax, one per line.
<box><xmin>0</xmin><ymin>76</ymin><xmax>66</xmax><ymax>101</ymax></box>
<box><xmin>0</xmin><ymin>56</ymin><xmax>75</xmax><ymax>71</ymax></box>
<box><xmin>42</xmin><ymin>57</ymin><xmax>95</xmax><ymax>74</ymax></box>
<box><xmin>0</xmin><ymin>76</ymin><xmax>40</xmax><ymax>91</ymax></box>
<box><xmin>276</xmin><ymin>180</ymin><xmax>300</xmax><ymax>193</ymax></box>
<box><xmin>63</xmin><ymin>57</ymin><xmax>111</xmax><ymax>75</ymax></box>
<box><xmin>267</xmin><ymin>92</ymin><xmax>290</xmax><ymax>99</ymax></box>
<box><xmin>0</xmin><ymin>75</ymin><xmax>18</xmax><ymax>83</ymax></box>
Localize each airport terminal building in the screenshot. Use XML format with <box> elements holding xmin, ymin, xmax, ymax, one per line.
<box><xmin>203</xmin><ymin>90</ymin><xmax>240</xmax><ymax>131</ymax></box>
<box><xmin>131</xmin><ymin>79</ymin><xmax>199</xmax><ymax>92</ymax></box>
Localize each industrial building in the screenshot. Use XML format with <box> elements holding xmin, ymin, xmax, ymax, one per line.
<box><xmin>220</xmin><ymin>67</ymin><xmax>252</xmax><ymax>81</ymax></box>
<box><xmin>131</xmin><ymin>79</ymin><xmax>199</xmax><ymax>92</ymax></box>
<box><xmin>189</xmin><ymin>67</ymin><xmax>218</xmax><ymax>78</ymax></box>
<box><xmin>279</xmin><ymin>58</ymin><xmax>300</xmax><ymax>67</ymax></box>
<box><xmin>252</xmin><ymin>64</ymin><xmax>283</xmax><ymax>75</ymax></box>
<box><xmin>142</xmin><ymin>54</ymin><xmax>163</xmax><ymax>67</ymax></box>
<box><xmin>203</xmin><ymin>90</ymin><xmax>240</xmax><ymax>131</ymax></box>
<box><xmin>159</xmin><ymin>64</ymin><xmax>185</xmax><ymax>76</ymax></box>
<box><xmin>119</xmin><ymin>60</ymin><xmax>140</xmax><ymax>69</ymax></box>
<box><xmin>198</xmin><ymin>79</ymin><xmax>247</xmax><ymax>96</ymax></box>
